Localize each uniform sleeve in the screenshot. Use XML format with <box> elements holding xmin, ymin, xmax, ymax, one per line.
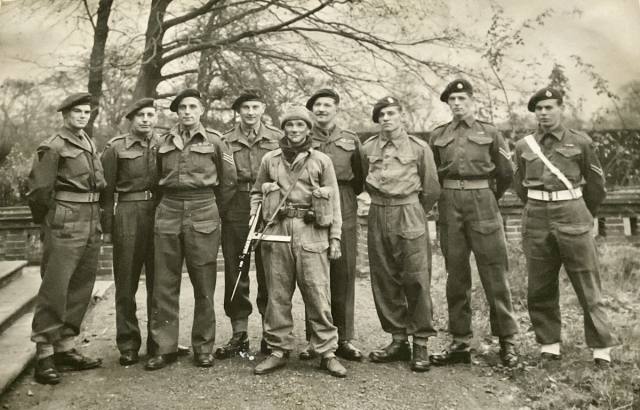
<box><xmin>214</xmin><ymin>136</ymin><xmax>238</xmax><ymax>214</ymax></box>
<box><xmin>360</xmin><ymin>145</ymin><xmax>370</xmax><ymax>192</ymax></box>
<box><xmin>581</xmin><ymin>141</ymin><xmax>606</xmax><ymax>216</ymax></box>
<box><xmin>99</xmin><ymin>143</ymin><xmax>118</xmax><ymax>234</ymax></box>
<box><xmin>321</xmin><ymin>156</ymin><xmax>342</xmax><ymax>240</ymax></box>
<box><xmin>490</xmin><ymin>129</ymin><xmax>514</xmax><ymax>200</ymax></box>
<box><xmin>350</xmin><ymin>136</ymin><xmax>364</xmax><ymax>195</ymax></box>
<box><xmin>27</xmin><ymin>145</ymin><xmax>59</xmax><ymax>223</ymax></box>
<box><xmin>512</xmin><ymin>144</ymin><xmax>527</xmax><ymax>203</ymax></box>
<box><xmin>418</xmin><ymin>145</ymin><xmax>441</xmax><ymax>213</ymax></box>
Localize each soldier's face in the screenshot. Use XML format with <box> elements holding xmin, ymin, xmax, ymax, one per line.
<box><xmin>284</xmin><ymin>119</ymin><xmax>309</xmax><ymax>144</ymax></box>
<box><xmin>312</xmin><ymin>97</ymin><xmax>338</xmax><ymax>127</ymax></box>
<box><xmin>378</xmin><ymin>106</ymin><xmax>402</xmax><ymax>132</ymax></box>
<box><xmin>177</xmin><ymin>97</ymin><xmax>203</xmax><ymax>127</ymax></box>
<box><xmin>64</xmin><ymin>104</ymin><xmax>91</xmax><ymax>130</ymax></box>
<box><xmin>239</xmin><ymin>101</ymin><xmax>265</xmax><ymax>127</ymax></box>
<box><xmin>447</xmin><ymin>92</ymin><xmax>472</xmax><ymax>118</ymax></box>
<box><xmin>131</xmin><ymin>107</ymin><xmax>157</xmax><ymax>135</ymax></box>
<box><xmin>535</xmin><ymin>99</ymin><xmax>563</xmax><ymax>128</ymax></box>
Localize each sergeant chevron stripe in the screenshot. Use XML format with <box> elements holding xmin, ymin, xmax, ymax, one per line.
<box><xmin>590</xmin><ymin>164</ymin><xmax>603</xmax><ymax>177</ymax></box>
<box><xmin>223</xmin><ymin>153</ymin><xmax>234</xmax><ymax>165</ymax></box>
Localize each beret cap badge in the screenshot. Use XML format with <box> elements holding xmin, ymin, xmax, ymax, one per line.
<box><xmin>545</xmin><ymin>90</ymin><xmax>552</xmax><ymax>97</ymax></box>
<box><xmin>456</xmin><ymin>83</ymin><xmax>463</xmax><ymax>89</ymax></box>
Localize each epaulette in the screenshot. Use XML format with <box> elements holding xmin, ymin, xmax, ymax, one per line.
<box><xmin>432</xmin><ymin>122</ymin><xmax>450</xmax><ymax>131</ymax></box>
<box><xmin>104</xmin><ymin>134</ymin><xmax>127</xmax><ymax>147</ymax></box>
<box><xmin>39</xmin><ymin>134</ymin><xmax>65</xmax><ymax>150</ymax></box>
<box><xmin>340</xmin><ymin>128</ymin><xmax>358</xmax><ymax>137</ymax></box>
<box><xmin>205</xmin><ymin>127</ymin><xmax>223</xmax><ymax>137</ymax></box>
<box><xmin>264</xmin><ymin>123</ymin><xmax>281</xmax><ymax>132</ymax></box>
<box><xmin>223</xmin><ymin>125</ymin><xmax>235</xmax><ymax>135</ymax></box>
<box><xmin>408</xmin><ymin>134</ymin><xmax>428</xmax><ymax>147</ymax></box>
<box><xmin>363</xmin><ymin>134</ymin><xmax>378</xmax><ymax>145</ymax></box>
<box><xmin>568</xmin><ymin>128</ymin><xmax>593</xmax><ymax>143</ymax></box>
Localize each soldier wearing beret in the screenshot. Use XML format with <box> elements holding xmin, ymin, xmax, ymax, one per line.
<box><xmin>27</xmin><ymin>92</ymin><xmax>105</xmax><ymax>384</ymax></box>
<box><xmin>145</xmin><ymin>88</ymin><xmax>237</xmax><ymax>370</ymax></box>
<box><xmin>428</xmin><ymin>79</ymin><xmax>519</xmax><ymax>367</ymax></box>
<box><xmin>251</xmin><ymin>106</ymin><xmax>347</xmax><ymax>377</ymax></box>
<box><xmin>514</xmin><ymin>87</ymin><xmax>618</xmax><ymax>366</ymax></box>
<box><xmin>100</xmin><ymin>98</ymin><xmax>162</xmax><ymax>366</ymax></box>
<box><xmin>215</xmin><ymin>89</ymin><xmax>282</xmax><ymax>359</ymax></box>
<box><xmin>361</xmin><ymin>97</ymin><xmax>440</xmax><ymax>372</ymax></box>
<box><xmin>298</xmin><ymin>88</ymin><xmax>364</xmax><ymax>362</ymax></box>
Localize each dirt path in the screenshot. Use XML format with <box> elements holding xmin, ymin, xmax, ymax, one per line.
<box><xmin>0</xmin><ymin>256</ymin><xmax>525</xmax><ymax>410</ymax></box>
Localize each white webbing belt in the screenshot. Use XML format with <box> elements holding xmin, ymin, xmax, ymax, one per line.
<box><xmin>523</xmin><ymin>134</ymin><xmax>578</xmax><ymax>199</ymax></box>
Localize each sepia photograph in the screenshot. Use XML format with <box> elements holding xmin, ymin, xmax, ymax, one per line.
<box><xmin>0</xmin><ymin>0</ymin><xmax>638</xmax><ymax>408</ymax></box>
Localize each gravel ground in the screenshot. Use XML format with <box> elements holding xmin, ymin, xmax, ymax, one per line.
<box><xmin>0</xmin><ymin>254</ymin><xmax>525</xmax><ymax>410</ymax></box>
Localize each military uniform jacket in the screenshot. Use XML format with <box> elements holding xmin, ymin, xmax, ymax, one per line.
<box><xmin>513</xmin><ymin>125</ymin><xmax>606</xmax><ymax>216</ymax></box>
<box><xmin>100</xmin><ymin>132</ymin><xmax>159</xmax><ymax>234</ymax></box>
<box><xmin>430</xmin><ymin>115</ymin><xmax>513</xmax><ymax>199</ymax></box>
<box><xmin>310</xmin><ymin>125</ymin><xmax>364</xmax><ymax>195</ymax></box>
<box><xmin>250</xmin><ymin>148</ymin><xmax>343</xmax><ymax>240</ymax></box>
<box><xmin>156</xmin><ymin>123</ymin><xmax>237</xmax><ymax>211</ymax></box>
<box><xmin>27</xmin><ymin>126</ymin><xmax>106</xmax><ymax>223</ymax></box>
<box><xmin>224</xmin><ymin>122</ymin><xmax>282</xmax><ymax>189</ymax></box>
<box><xmin>361</xmin><ymin>129</ymin><xmax>440</xmax><ymax>212</ymax></box>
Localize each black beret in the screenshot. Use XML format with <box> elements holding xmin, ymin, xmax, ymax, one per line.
<box><xmin>125</xmin><ymin>98</ymin><xmax>155</xmax><ymax>120</ymax></box>
<box><xmin>372</xmin><ymin>96</ymin><xmax>401</xmax><ymax>123</ymax></box>
<box><xmin>440</xmin><ymin>79</ymin><xmax>473</xmax><ymax>102</ymax></box>
<box><xmin>170</xmin><ymin>88</ymin><xmax>202</xmax><ymax>112</ymax></box>
<box><xmin>231</xmin><ymin>89</ymin><xmax>264</xmax><ymax>112</ymax></box>
<box><xmin>57</xmin><ymin>92</ymin><xmax>92</xmax><ymax>112</ymax></box>
<box><xmin>306</xmin><ymin>88</ymin><xmax>340</xmax><ymax>110</ymax></box>
<box><xmin>528</xmin><ymin>87</ymin><xmax>563</xmax><ymax>112</ymax></box>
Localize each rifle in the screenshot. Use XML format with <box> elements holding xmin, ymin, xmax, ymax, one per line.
<box><xmin>230</xmin><ymin>202</ymin><xmax>290</xmax><ymax>301</ymax></box>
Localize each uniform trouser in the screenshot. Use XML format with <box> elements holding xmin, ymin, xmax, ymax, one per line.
<box><xmin>221</xmin><ymin>191</ymin><xmax>267</xmax><ymax>332</ymax></box>
<box><xmin>305</xmin><ymin>185</ymin><xmax>358</xmax><ymax>342</ymax></box>
<box><xmin>523</xmin><ymin>198</ymin><xmax>617</xmax><ymax>348</ymax></box>
<box><xmin>438</xmin><ymin>188</ymin><xmax>518</xmax><ymax>343</ymax></box>
<box><xmin>150</xmin><ymin>197</ymin><xmax>220</xmax><ymax>355</ymax></box>
<box><xmin>261</xmin><ymin>216</ymin><xmax>338</xmax><ymax>355</ymax></box>
<box><xmin>367</xmin><ymin>201</ymin><xmax>436</xmax><ymax>339</ymax></box>
<box><xmin>31</xmin><ymin>201</ymin><xmax>101</xmax><ymax>350</ymax></box>
<box><xmin>112</xmin><ymin>200</ymin><xmax>156</xmax><ymax>354</ymax></box>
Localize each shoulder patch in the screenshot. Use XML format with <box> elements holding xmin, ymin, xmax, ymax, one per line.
<box><xmin>408</xmin><ymin>134</ymin><xmax>428</xmax><ymax>147</ymax></box>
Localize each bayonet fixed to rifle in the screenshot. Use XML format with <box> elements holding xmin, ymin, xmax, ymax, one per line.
<box><xmin>230</xmin><ymin>202</ymin><xmax>291</xmax><ymax>301</ymax></box>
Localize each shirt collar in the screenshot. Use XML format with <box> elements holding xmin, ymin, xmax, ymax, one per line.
<box><xmin>379</xmin><ymin>128</ymin><xmax>407</xmax><ymax>149</ymax></box>
<box><xmin>536</xmin><ymin>123</ymin><xmax>565</xmax><ymax>141</ymax></box>
<box><xmin>125</xmin><ymin>132</ymin><xmax>151</xmax><ymax>149</ymax></box>
<box><xmin>59</xmin><ymin>126</ymin><xmax>93</xmax><ymax>152</ymax></box>
<box><xmin>452</xmin><ymin>114</ymin><xmax>475</xmax><ymax>129</ymax></box>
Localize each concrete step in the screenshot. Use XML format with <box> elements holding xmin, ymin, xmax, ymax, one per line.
<box><xmin>0</xmin><ymin>267</ymin><xmax>40</xmax><ymax>335</ymax></box>
<box><xmin>0</xmin><ymin>261</ymin><xmax>28</xmax><ymax>289</ymax></box>
<box><xmin>0</xmin><ymin>312</ymin><xmax>34</xmax><ymax>396</ymax></box>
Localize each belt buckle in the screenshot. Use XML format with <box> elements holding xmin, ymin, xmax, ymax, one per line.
<box><xmin>551</xmin><ymin>191</ymin><xmax>558</xmax><ymax>201</ymax></box>
<box><xmin>89</xmin><ymin>192</ymin><xmax>98</xmax><ymax>202</ymax></box>
<box><xmin>459</xmin><ymin>180</ymin><xmax>465</xmax><ymax>190</ymax></box>
<box><xmin>144</xmin><ymin>190</ymin><xmax>153</xmax><ymax>200</ymax></box>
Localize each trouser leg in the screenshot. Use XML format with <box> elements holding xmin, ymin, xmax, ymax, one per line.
<box><xmin>368</xmin><ymin>205</ymin><xmax>407</xmax><ymax>336</ymax></box>
<box><xmin>468</xmin><ymin>214</ymin><xmax>519</xmax><ymax>339</ymax></box>
<box><xmin>184</xmin><ymin>201</ymin><xmax>220</xmax><ymax>354</ymax></box>
<box><xmin>262</xmin><ymin>219</ymin><xmax>297</xmax><ymax>352</ymax></box>
<box><xmin>222</xmin><ymin>216</ymin><xmax>253</xmax><ymax>333</ymax></box>
<box><xmin>556</xmin><ymin>226</ymin><xmax>617</xmax><ymax>348</ymax></box>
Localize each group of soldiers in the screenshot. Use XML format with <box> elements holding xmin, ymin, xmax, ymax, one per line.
<box><xmin>25</xmin><ymin>79</ymin><xmax>618</xmax><ymax>385</ymax></box>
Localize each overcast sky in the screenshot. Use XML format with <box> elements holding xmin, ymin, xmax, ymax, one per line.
<box><xmin>0</xmin><ymin>0</ymin><xmax>638</xmax><ymax>119</ymax></box>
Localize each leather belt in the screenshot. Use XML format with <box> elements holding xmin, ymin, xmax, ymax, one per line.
<box><xmin>282</xmin><ymin>204</ymin><xmax>311</xmax><ymax>218</ymax></box>
<box><xmin>442</xmin><ymin>179</ymin><xmax>490</xmax><ymax>190</ymax></box>
<box><xmin>55</xmin><ymin>191</ymin><xmax>100</xmax><ymax>203</ymax></box>
<box><xmin>117</xmin><ymin>190</ymin><xmax>154</xmax><ymax>201</ymax></box>
<box><xmin>369</xmin><ymin>192</ymin><xmax>419</xmax><ymax>206</ymax></box>
<box><xmin>527</xmin><ymin>188</ymin><xmax>582</xmax><ymax>201</ymax></box>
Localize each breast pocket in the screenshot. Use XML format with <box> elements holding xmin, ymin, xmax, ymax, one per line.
<box><xmin>433</xmin><ymin>133</ymin><xmax>455</xmax><ymax>163</ymax></box>
<box><xmin>189</xmin><ymin>144</ymin><xmax>216</xmax><ymax>172</ymax></box>
<box><xmin>467</xmin><ymin>135</ymin><xmax>493</xmax><ymax>164</ymax></box>
<box><xmin>553</xmin><ymin>147</ymin><xmax>582</xmax><ymax>179</ymax></box>
<box><xmin>231</xmin><ymin>145</ymin><xmax>250</xmax><ymax>176</ymax></box>
<box><xmin>118</xmin><ymin>150</ymin><xmax>145</xmax><ymax>178</ymax></box>
<box><xmin>366</xmin><ymin>155</ymin><xmax>384</xmax><ymax>181</ymax></box>
<box><xmin>332</xmin><ymin>139</ymin><xmax>356</xmax><ymax>180</ymax></box>
<box><xmin>521</xmin><ymin>151</ymin><xmax>544</xmax><ymax>181</ymax></box>
<box><xmin>158</xmin><ymin>144</ymin><xmax>178</xmax><ymax>175</ymax></box>
<box><xmin>60</xmin><ymin>147</ymin><xmax>89</xmax><ymax>178</ymax></box>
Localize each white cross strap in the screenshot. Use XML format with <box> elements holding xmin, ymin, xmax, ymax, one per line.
<box><xmin>523</xmin><ymin>134</ymin><xmax>577</xmax><ymax>199</ymax></box>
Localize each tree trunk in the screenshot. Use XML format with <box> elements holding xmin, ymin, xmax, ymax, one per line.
<box><xmin>86</xmin><ymin>0</ymin><xmax>114</xmax><ymax>137</ymax></box>
<box><xmin>132</xmin><ymin>0</ymin><xmax>172</xmax><ymax>100</ymax></box>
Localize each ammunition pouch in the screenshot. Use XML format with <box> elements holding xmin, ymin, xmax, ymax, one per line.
<box><xmin>311</xmin><ymin>187</ymin><xmax>333</xmax><ymax>228</ymax></box>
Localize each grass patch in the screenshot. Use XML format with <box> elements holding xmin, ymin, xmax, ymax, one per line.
<box><xmin>432</xmin><ymin>242</ymin><xmax>640</xmax><ymax>409</ymax></box>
